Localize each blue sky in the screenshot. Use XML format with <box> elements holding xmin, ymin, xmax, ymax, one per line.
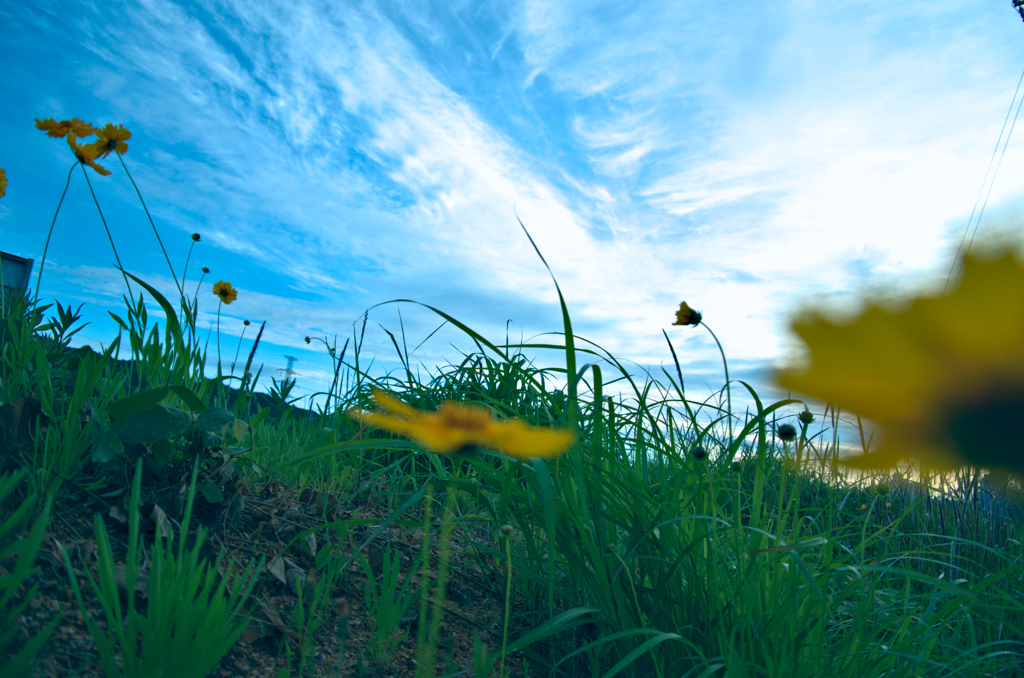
<box><xmin>3</xmin><ymin>1</ymin><xmax>1024</xmax><ymax>449</ymax></box>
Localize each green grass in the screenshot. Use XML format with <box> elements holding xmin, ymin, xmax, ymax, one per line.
<box><xmin>2</xmin><ymin>139</ymin><xmax>1024</xmax><ymax>676</ymax></box>
<box><xmin>3</xmin><ymin>262</ymin><xmax>1024</xmax><ymax>677</ymax></box>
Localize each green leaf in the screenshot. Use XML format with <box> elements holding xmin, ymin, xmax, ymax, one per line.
<box><xmin>246</xmin><ymin>407</ymin><xmax>271</xmax><ymax>430</ymax></box>
<box><xmin>113</xmin><ymin>405</ymin><xmax>191</xmax><ymax>446</ymax></box>
<box><xmin>87</xmin><ymin>402</ymin><xmax>122</xmax><ymax>463</ymax></box>
<box><xmin>107</xmin><ymin>311</ymin><xmax>130</xmax><ymax>331</ymax></box>
<box><xmin>167</xmin><ymin>385</ymin><xmax>207</xmax><ymax>412</ymax></box>
<box><xmin>197</xmin><ymin>483</ymin><xmax>224</xmax><ymax>504</ymax></box>
<box><xmin>150</xmin><ymin>438</ymin><xmax>176</xmax><ymax>463</ymax></box>
<box><xmin>107</xmin><ymin>386</ymin><xmax>170</xmax><ymax>422</ymax></box>
<box><xmin>194</xmin><ymin>407</ymin><xmax>235</xmax><ymax>434</ymax></box>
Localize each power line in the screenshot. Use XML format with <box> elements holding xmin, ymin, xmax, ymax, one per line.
<box><xmin>944</xmin><ymin>62</ymin><xmax>1024</xmax><ymax>293</ymax></box>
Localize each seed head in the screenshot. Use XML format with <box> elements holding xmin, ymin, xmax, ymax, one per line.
<box><xmin>777</xmin><ymin>424</ymin><xmax>797</xmax><ymax>441</ymax></box>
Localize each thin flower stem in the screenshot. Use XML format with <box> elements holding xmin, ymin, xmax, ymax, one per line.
<box><xmin>216</xmin><ymin>301</ymin><xmax>223</xmax><ymax>377</ymax></box>
<box><xmin>80</xmin><ymin>164</ymin><xmax>133</xmax><ymax>300</ymax></box>
<box><xmin>193</xmin><ymin>271</ymin><xmax>207</xmax><ymax>303</ymax></box>
<box><xmin>184</xmin><ymin>270</ymin><xmax>208</xmax><ymax>347</ymax></box>
<box><xmin>175</xmin><ymin>242</ymin><xmax>199</xmax><ymax>346</ymax></box>
<box><xmin>700</xmin><ymin>322</ymin><xmax>733</xmax><ymax>443</ymax></box>
<box><xmin>116</xmin><ymin>153</ymin><xmax>181</xmax><ymax>296</ymax></box>
<box><xmin>182</xmin><ymin>242</ymin><xmax>196</xmax><ymax>295</ymax></box>
<box><xmin>33</xmin><ymin>162</ymin><xmax>76</xmax><ymax>303</ymax></box>
<box><xmin>230</xmin><ymin>323</ymin><xmax>249</xmax><ymax>375</ymax></box>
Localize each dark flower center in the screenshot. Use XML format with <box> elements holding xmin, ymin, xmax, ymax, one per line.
<box><xmin>944</xmin><ymin>386</ymin><xmax>1024</xmax><ymax>470</ymax></box>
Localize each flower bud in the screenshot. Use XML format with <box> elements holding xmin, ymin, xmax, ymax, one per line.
<box><xmin>777</xmin><ymin>424</ymin><xmax>797</xmax><ymax>441</ymax></box>
<box><xmin>672</xmin><ymin>301</ymin><xmax>702</xmax><ymax>327</ymax></box>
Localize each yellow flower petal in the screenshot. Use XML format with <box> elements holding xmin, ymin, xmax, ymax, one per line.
<box><xmin>349</xmin><ymin>389</ymin><xmax>575</xmax><ymax>459</ymax></box>
<box><xmin>672</xmin><ymin>301</ymin><xmax>702</xmax><ymax>326</ymax></box>
<box><xmin>779</xmin><ymin>306</ymin><xmax>938</xmax><ymax>423</ymax></box>
<box><xmin>775</xmin><ymin>249</ymin><xmax>1024</xmax><ymax>480</ymax></box>
<box><xmin>369</xmin><ymin>388</ymin><xmax>425</xmax><ymax>420</ymax></box>
<box><xmin>35</xmin><ymin>117</ymin><xmax>98</xmax><ymax>139</ymax></box>
<box><xmin>479</xmin><ymin>419</ymin><xmax>577</xmax><ymax>460</ymax></box>
<box><xmin>66</xmin><ymin>136</ymin><xmax>112</xmax><ymax>176</ymax></box>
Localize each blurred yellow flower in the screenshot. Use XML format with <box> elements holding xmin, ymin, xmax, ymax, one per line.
<box><xmin>34</xmin><ymin>117</ymin><xmax>98</xmax><ymax>139</ymax></box>
<box><xmin>213</xmin><ymin>281</ymin><xmax>238</xmax><ymax>304</ymax></box>
<box><xmin>0</xmin><ymin>167</ymin><xmax>6</xmax><ymax>198</ymax></box>
<box><xmin>672</xmin><ymin>301</ymin><xmax>702</xmax><ymax>326</ymax></box>
<box><xmin>92</xmin><ymin>123</ymin><xmax>131</xmax><ymax>157</ymax></box>
<box><xmin>775</xmin><ymin>250</ymin><xmax>1024</xmax><ymax>480</ymax></box>
<box><xmin>348</xmin><ymin>388</ymin><xmax>576</xmax><ymax>460</ymax></box>
<box><xmin>66</xmin><ymin>136</ymin><xmax>112</xmax><ymax>176</ymax></box>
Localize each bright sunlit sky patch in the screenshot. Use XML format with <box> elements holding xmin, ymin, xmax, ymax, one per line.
<box><xmin>3</xmin><ymin>1</ymin><xmax>1024</xmax><ymax>447</ymax></box>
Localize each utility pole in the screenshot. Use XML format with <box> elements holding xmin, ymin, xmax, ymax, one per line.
<box><xmin>280</xmin><ymin>355</ymin><xmax>299</xmax><ymax>387</ymax></box>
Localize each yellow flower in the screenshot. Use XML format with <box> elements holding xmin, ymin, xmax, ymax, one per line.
<box><xmin>672</xmin><ymin>301</ymin><xmax>702</xmax><ymax>326</ymax></box>
<box><xmin>348</xmin><ymin>388</ymin><xmax>576</xmax><ymax>460</ymax></box>
<box><xmin>34</xmin><ymin>117</ymin><xmax>98</xmax><ymax>139</ymax></box>
<box><xmin>92</xmin><ymin>123</ymin><xmax>131</xmax><ymax>157</ymax></box>
<box><xmin>0</xmin><ymin>168</ymin><xmax>6</xmax><ymax>198</ymax></box>
<box><xmin>65</xmin><ymin>136</ymin><xmax>112</xmax><ymax>176</ymax></box>
<box><xmin>775</xmin><ymin>249</ymin><xmax>1024</xmax><ymax>480</ymax></box>
<box><xmin>213</xmin><ymin>281</ymin><xmax>238</xmax><ymax>304</ymax></box>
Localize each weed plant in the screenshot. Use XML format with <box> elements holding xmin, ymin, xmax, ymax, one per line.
<box><xmin>0</xmin><ymin>119</ymin><xmax>1022</xmax><ymax>677</ymax></box>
